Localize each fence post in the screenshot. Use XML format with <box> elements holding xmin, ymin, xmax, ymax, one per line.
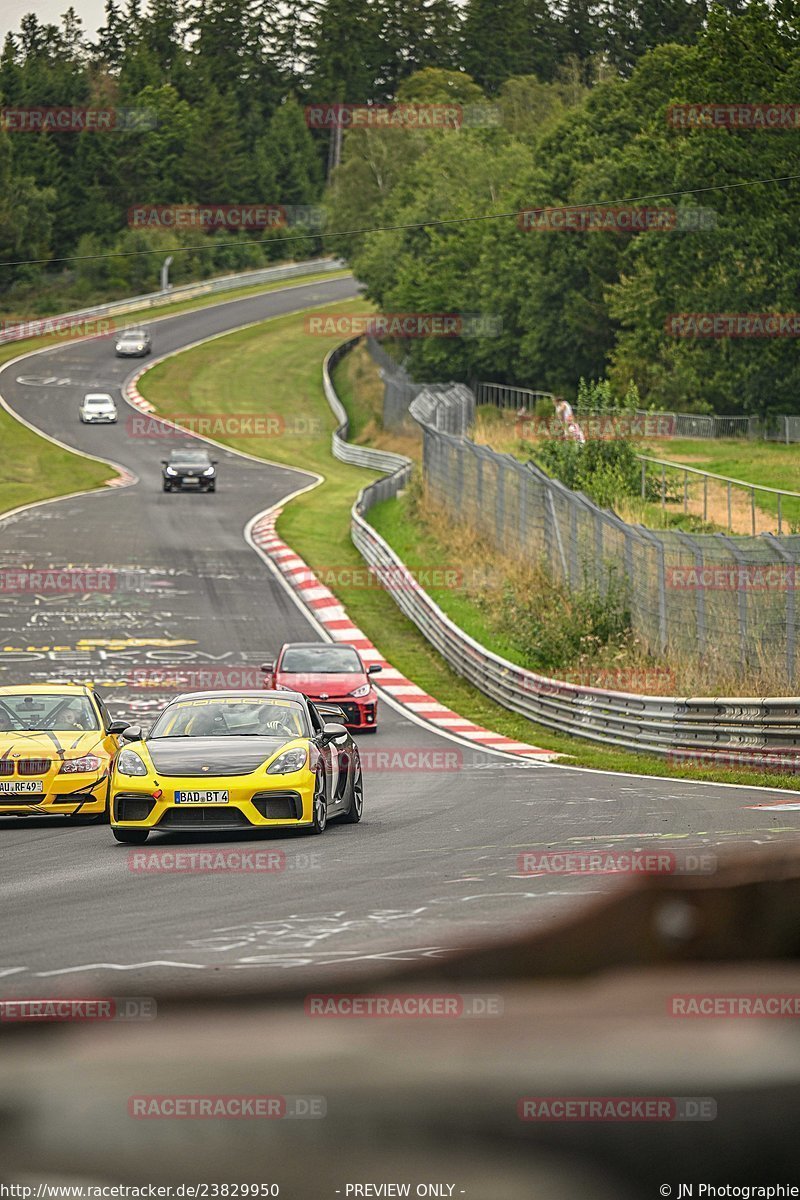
<box><xmin>718</xmin><ymin>534</ymin><xmax>748</xmax><ymax>672</ymax></box>
<box><xmin>676</xmin><ymin>531</ymin><xmax>706</xmax><ymax>657</ymax></box>
<box><xmin>638</xmin><ymin>528</ymin><xmax>668</xmax><ymax>654</ymax></box>
<box><xmin>727</xmin><ymin>481</ymin><xmax>732</xmax><ymax>531</ymax></box>
<box><xmin>641</xmin><ymin>460</ymin><xmax>646</xmax><ymax>500</ymax></box>
<box><xmin>763</xmin><ymin>533</ymin><xmax>796</xmax><ymax>686</ymax></box>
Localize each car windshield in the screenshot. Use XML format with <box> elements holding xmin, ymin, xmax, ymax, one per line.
<box><xmin>169</xmin><ymin>450</ymin><xmax>210</xmax><ymax>465</ymax></box>
<box><xmin>86</xmin><ymin>399</ymin><xmax>113</xmax><ymax>407</ymax></box>
<box><xmin>0</xmin><ymin>694</ymin><xmax>100</xmax><ymax>732</ymax></box>
<box><xmin>281</xmin><ymin>646</ymin><xmax>363</xmax><ymax>673</ymax></box>
<box><xmin>149</xmin><ymin>697</ymin><xmax>308</xmax><ymax>738</ymax></box>
<box><xmin>125</xmin><ymin>330</ymin><xmax>146</xmax><ymax>338</ymax></box>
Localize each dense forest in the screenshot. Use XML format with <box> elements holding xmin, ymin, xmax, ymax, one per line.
<box><xmin>1</xmin><ymin>0</ymin><xmax>797</xmax><ymax>412</ymax></box>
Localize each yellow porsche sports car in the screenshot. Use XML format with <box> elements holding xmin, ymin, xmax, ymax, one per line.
<box><xmin>110</xmin><ymin>690</ymin><xmax>363</xmax><ymax>844</ymax></box>
<box><xmin>0</xmin><ymin>684</ymin><xmax>129</xmax><ymax>821</ymax></box>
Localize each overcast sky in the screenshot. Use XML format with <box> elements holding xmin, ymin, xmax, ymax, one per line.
<box><xmin>2</xmin><ymin>0</ymin><xmax>106</xmax><ymax>43</ymax></box>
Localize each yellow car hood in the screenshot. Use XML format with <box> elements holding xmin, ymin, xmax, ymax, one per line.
<box><xmin>0</xmin><ymin>730</ymin><xmax>106</xmax><ymax>762</ymax></box>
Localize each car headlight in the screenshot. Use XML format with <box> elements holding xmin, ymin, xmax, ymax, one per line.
<box><xmin>202</xmin><ymin>466</ymin><xmax>215</xmax><ymax>476</ymax></box>
<box><xmin>116</xmin><ymin>749</ymin><xmax>148</xmax><ymax>776</ymax></box>
<box><xmin>165</xmin><ymin>467</ymin><xmax>178</xmax><ymax>476</ymax></box>
<box><xmin>349</xmin><ymin>683</ymin><xmax>370</xmax><ymax>698</ymax></box>
<box><xmin>59</xmin><ymin>754</ymin><xmax>102</xmax><ymax>774</ymax></box>
<box><xmin>267</xmin><ymin>747</ymin><xmax>307</xmax><ymax>775</ymax></box>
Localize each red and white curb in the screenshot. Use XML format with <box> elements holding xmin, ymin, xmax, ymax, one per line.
<box><xmin>250</xmin><ymin>511</ymin><xmax>557</xmax><ymax>762</ymax></box>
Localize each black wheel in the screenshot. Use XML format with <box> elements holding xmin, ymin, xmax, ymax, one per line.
<box><xmin>341</xmin><ymin>758</ymin><xmax>363</xmax><ymax>824</ymax></box>
<box><xmin>162</xmin><ymin>482</ymin><xmax>171</xmax><ymax>492</ymax></box>
<box><xmin>112</xmin><ymin>827</ymin><xmax>149</xmax><ymax>844</ymax></box>
<box><xmin>308</xmin><ymin>769</ymin><xmax>327</xmax><ymax>835</ymax></box>
<box><xmin>207</xmin><ymin>484</ymin><xmax>216</xmax><ymax>493</ymax></box>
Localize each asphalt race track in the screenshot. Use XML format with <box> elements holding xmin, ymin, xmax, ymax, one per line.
<box><xmin>1</xmin><ymin>273</ymin><xmax>798</xmax><ymax>999</ymax></box>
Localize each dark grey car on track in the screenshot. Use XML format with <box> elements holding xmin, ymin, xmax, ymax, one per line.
<box><xmin>162</xmin><ymin>447</ymin><xmax>218</xmax><ymax>492</ymax></box>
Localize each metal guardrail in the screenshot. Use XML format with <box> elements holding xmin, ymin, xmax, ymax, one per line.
<box><xmin>322</xmin><ymin>338</ymin><xmax>800</xmax><ymax>768</ymax></box>
<box><xmin>0</xmin><ymin>257</ymin><xmax>345</xmax><ymax>345</ymax></box>
<box><xmin>639</xmin><ymin>454</ymin><xmax>800</xmax><ymax>535</ymax></box>
<box><xmin>323</xmin><ymin>339</ymin><xmax>411</xmax><ymax>473</ymax></box>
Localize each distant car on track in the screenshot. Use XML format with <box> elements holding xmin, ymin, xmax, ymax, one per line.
<box><xmin>79</xmin><ymin>392</ymin><xmax>118</xmax><ymax>423</ymax></box>
<box><xmin>109</xmin><ymin>690</ymin><xmax>362</xmax><ymax>843</ymax></box>
<box><xmin>0</xmin><ymin>684</ymin><xmax>128</xmax><ymax>822</ymax></box>
<box><xmin>115</xmin><ymin>327</ymin><xmax>151</xmax><ymax>357</ymax></box>
<box><xmin>162</xmin><ymin>446</ymin><xmax>217</xmax><ymax>492</ymax></box>
<box><xmin>262</xmin><ymin>642</ymin><xmax>381</xmax><ymax>732</ymax></box>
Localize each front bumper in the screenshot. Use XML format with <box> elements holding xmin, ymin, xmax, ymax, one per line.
<box><xmin>115</xmin><ymin>347</ymin><xmax>150</xmax><ymax>356</ymax></box>
<box><xmin>163</xmin><ymin>475</ymin><xmax>215</xmax><ymax>489</ymax></box>
<box><xmin>309</xmin><ymin>697</ymin><xmax>377</xmax><ymax>730</ymax></box>
<box><xmin>0</xmin><ymin>775</ymin><xmax>108</xmax><ymax>817</ymax></box>
<box><xmin>111</xmin><ymin>771</ymin><xmax>315</xmax><ymax>830</ymax></box>
<box><xmin>81</xmin><ymin>414</ymin><xmax>117</xmax><ymax>423</ymax></box>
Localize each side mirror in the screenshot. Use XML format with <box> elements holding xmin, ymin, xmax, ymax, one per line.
<box><xmin>320</xmin><ymin>721</ymin><xmax>348</xmax><ymax>745</ymax></box>
<box><xmin>120</xmin><ymin>724</ymin><xmax>143</xmax><ymax>743</ymax></box>
<box><xmin>160</xmin><ymin>460</ymin><xmax>168</xmax><ymax>466</ymax></box>
<box><xmin>260</xmin><ymin>661</ymin><xmax>275</xmax><ymax>673</ymax></box>
<box><xmin>211</xmin><ymin>460</ymin><xmax>219</xmax><ymax>466</ymax></box>
<box><xmin>367</xmin><ymin>664</ymin><xmax>382</xmax><ymax>674</ymax></box>
<box><xmin>108</xmin><ymin>719</ymin><xmax>130</xmax><ymax>734</ymax></box>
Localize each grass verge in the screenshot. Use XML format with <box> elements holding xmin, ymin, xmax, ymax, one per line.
<box><xmin>140</xmin><ymin>309</ymin><xmax>798</xmax><ymax>791</ymax></box>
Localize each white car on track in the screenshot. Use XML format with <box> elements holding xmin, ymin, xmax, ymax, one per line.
<box><xmin>79</xmin><ymin>393</ymin><xmax>118</xmax><ymax>424</ymax></box>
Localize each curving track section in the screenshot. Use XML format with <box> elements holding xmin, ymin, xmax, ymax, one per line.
<box><xmin>0</xmin><ymin>274</ymin><xmax>798</xmax><ymax>1000</ymax></box>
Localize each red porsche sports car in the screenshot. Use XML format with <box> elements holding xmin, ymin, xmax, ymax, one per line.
<box><xmin>262</xmin><ymin>642</ymin><xmax>381</xmax><ymax>732</ymax></box>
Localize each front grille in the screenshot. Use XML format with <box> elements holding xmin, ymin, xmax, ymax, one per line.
<box><xmin>18</xmin><ymin>759</ymin><xmax>50</xmax><ymax>775</ymax></box>
<box><xmin>251</xmin><ymin>791</ymin><xmax>302</xmax><ymax>820</ymax></box>
<box><xmin>157</xmin><ymin>807</ymin><xmax>251</xmax><ymax>828</ymax></box>
<box><xmin>0</xmin><ymin>794</ymin><xmax>44</xmax><ymax>805</ymax></box>
<box><xmin>0</xmin><ymin>761</ymin><xmax>13</xmax><ymax>776</ymax></box>
<box><xmin>115</xmin><ymin>795</ymin><xmax>156</xmax><ymax>822</ymax></box>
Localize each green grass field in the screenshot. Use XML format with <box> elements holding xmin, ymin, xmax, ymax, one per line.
<box><xmin>140</xmin><ymin>309</ymin><xmax>800</xmax><ymax>791</ymax></box>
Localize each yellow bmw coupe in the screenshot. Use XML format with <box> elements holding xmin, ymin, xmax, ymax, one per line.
<box><xmin>0</xmin><ymin>684</ymin><xmax>128</xmax><ymax>821</ymax></box>
<box><xmin>110</xmin><ymin>690</ymin><xmax>363</xmax><ymax>844</ymax></box>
